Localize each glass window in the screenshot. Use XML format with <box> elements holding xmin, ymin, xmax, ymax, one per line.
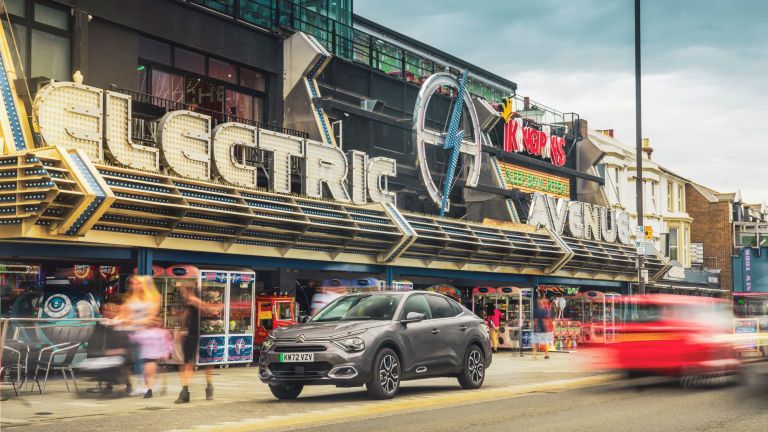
<box><xmin>4</xmin><ymin>0</ymin><xmax>25</xmax><ymax>17</ymax></box>
<box><xmin>136</xmin><ymin>64</ymin><xmax>147</xmax><ymax>93</ymax></box>
<box><xmin>667</xmin><ymin>182</ymin><xmax>674</xmax><ymax>212</ymax></box>
<box><xmin>228</xmin><ymin>275</ymin><xmax>253</xmax><ymax>333</ymax></box>
<box><xmin>31</xmin><ymin>29</ymin><xmax>68</xmax><ymax>81</ymax></box>
<box><xmin>427</xmin><ymin>295</ymin><xmax>457</xmax><ymax>319</ymax></box>
<box><xmin>239</xmin><ymin>67</ymin><xmax>265</xmax><ymax>92</ymax></box>
<box><xmin>312</xmin><ymin>294</ymin><xmax>400</xmax><ymax>322</ymax></box>
<box><xmin>668</xmin><ymin>227</ymin><xmax>679</xmax><ymax>262</ymax></box>
<box><xmin>209</xmin><ymin>57</ymin><xmax>236</xmax><ymax>83</ymax></box>
<box><xmin>678</xmin><ymin>185</ymin><xmax>685</xmax><ymax>212</ymax></box>
<box><xmin>2</xmin><ymin>21</ymin><xmax>26</xmax><ymax>74</ymax></box>
<box><xmin>277</xmin><ymin>302</ymin><xmax>292</xmax><ymax>320</ymax></box>
<box><xmin>151</xmin><ymin>69</ymin><xmax>185</xmax><ymax>103</ymax></box>
<box><xmin>400</xmin><ymin>294</ymin><xmax>431</xmax><ymax>320</ymax></box>
<box><xmin>188</xmin><ymin>77</ymin><xmax>224</xmax><ymax>113</ymax></box>
<box><xmin>174</xmin><ymin>47</ymin><xmax>205</xmax><ymax>74</ymax></box>
<box><xmin>225</xmin><ymin>89</ymin><xmax>253</xmax><ymax>120</ymax></box>
<box><xmin>254</xmin><ymin>96</ymin><xmax>264</xmax><ymax>123</ymax></box>
<box><xmin>138</xmin><ymin>36</ymin><xmax>171</xmax><ymax>65</ymax></box>
<box><xmin>34</xmin><ymin>3</ymin><xmax>67</xmax><ymax>30</ymax></box>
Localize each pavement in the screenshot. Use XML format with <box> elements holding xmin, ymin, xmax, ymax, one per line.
<box><xmin>0</xmin><ymin>350</ymin><xmax>605</xmax><ymax>431</ymax></box>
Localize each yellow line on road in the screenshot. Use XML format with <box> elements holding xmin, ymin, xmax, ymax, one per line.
<box><xmin>193</xmin><ymin>374</ymin><xmax>618</xmax><ymax>432</ymax></box>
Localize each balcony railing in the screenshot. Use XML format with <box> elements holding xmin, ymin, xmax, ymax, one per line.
<box><xmin>181</xmin><ymin>0</ymin><xmax>579</xmax><ymax>139</ymax></box>
<box><xmin>111</xmin><ymin>86</ymin><xmax>308</xmax><ymax>140</ymax></box>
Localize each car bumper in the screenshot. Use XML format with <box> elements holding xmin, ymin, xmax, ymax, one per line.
<box><xmin>258</xmin><ymin>343</ymin><xmax>372</xmax><ymax>387</ymax></box>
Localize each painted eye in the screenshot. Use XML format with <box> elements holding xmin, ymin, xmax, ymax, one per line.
<box><xmin>43</xmin><ymin>294</ymin><xmax>72</xmax><ymax>318</ymax></box>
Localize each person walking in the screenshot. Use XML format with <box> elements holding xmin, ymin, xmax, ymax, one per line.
<box><xmin>175</xmin><ymin>283</ymin><xmax>220</xmax><ymax>403</ymax></box>
<box><xmin>484</xmin><ymin>303</ymin><xmax>501</xmax><ymax>353</ymax></box>
<box><xmin>532</xmin><ymin>297</ymin><xmax>553</xmax><ymax>360</ymax></box>
<box><xmin>118</xmin><ymin>275</ymin><xmax>165</xmax><ymax>398</ymax></box>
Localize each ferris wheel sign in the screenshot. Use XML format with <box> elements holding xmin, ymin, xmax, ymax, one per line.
<box><xmin>412</xmin><ymin>71</ymin><xmax>483</xmax><ymax>216</ymax></box>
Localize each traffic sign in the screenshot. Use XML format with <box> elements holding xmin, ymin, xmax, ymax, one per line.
<box><xmin>644</xmin><ymin>225</ymin><xmax>653</xmax><ymax>240</ymax></box>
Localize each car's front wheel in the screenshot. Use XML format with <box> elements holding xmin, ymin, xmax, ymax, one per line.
<box><xmin>366</xmin><ymin>348</ymin><xmax>401</xmax><ymax>399</ymax></box>
<box><xmin>458</xmin><ymin>344</ymin><xmax>485</xmax><ymax>389</ymax></box>
<box><xmin>269</xmin><ymin>383</ymin><xmax>303</xmax><ymax>400</ymax></box>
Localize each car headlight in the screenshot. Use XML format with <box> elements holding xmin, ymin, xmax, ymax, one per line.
<box><xmin>261</xmin><ymin>336</ymin><xmax>275</xmax><ymax>352</ymax></box>
<box><xmin>334</xmin><ymin>337</ymin><xmax>365</xmax><ymax>352</ymax></box>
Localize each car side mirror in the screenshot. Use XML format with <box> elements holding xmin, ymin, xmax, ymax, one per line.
<box><xmin>402</xmin><ymin>312</ymin><xmax>424</xmax><ymax>324</ymax></box>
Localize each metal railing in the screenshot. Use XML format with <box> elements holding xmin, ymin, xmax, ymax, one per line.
<box><xmin>111</xmin><ymin>86</ymin><xmax>309</xmax><ymax>139</ymax></box>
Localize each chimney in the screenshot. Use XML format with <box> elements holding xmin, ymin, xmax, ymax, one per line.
<box><xmin>642</xmin><ymin>137</ymin><xmax>653</xmax><ymax>159</ymax></box>
<box><xmin>597</xmin><ymin>129</ymin><xmax>614</xmax><ymax>138</ymax></box>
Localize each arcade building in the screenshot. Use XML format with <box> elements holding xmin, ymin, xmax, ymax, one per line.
<box><xmin>0</xmin><ymin>0</ymin><xmax>670</xmax><ymax>357</ymax></box>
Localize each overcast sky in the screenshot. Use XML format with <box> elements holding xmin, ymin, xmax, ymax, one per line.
<box><xmin>355</xmin><ymin>0</ymin><xmax>768</xmax><ymax>203</ymax></box>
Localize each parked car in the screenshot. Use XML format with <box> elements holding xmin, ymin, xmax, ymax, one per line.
<box><xmin>601</xmin><ymin>294</ymin><xmax>742</xmax><ymax>386</ymax></box>
<box><xmin>258</xmin><ymin>291</ymin><xmax>492</xmax><ymax>399</ymax></box>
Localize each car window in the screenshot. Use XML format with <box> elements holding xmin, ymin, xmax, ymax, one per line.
<box><xmin>313</xmin><ymin>294</ymin><xmax>400</xmax><ymax>322</ymax></box>
<box><xmin>427</xmin><ymin>295</ymin><xmax>457</xmax><ymax>319</ymax></box>
<box><xmin>447</xmin><ymin>299</ymin><xmax>464</xmax><ymax>316</ymax></box>
<box><xmin>401</xmin><ymin>294</ymin><xmax>432</xmax><ymax>320</ymax></box>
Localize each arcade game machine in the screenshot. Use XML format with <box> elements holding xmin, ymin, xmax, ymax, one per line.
<box><xmin>348</xmin><ymin>277</ymin><xmax>385</xmax><ymax>292</ymax></box>
<box><xmin>310</xmin><ymin>279</ymin><xmax>350</xmax><ymax>315</ymax></box>
<box><xmin>255</xmin><ymin>295</ymin><xmax>296</xmax><ymax>348</ymax></box>
<box><xmin>157</xmin><ymin>265</ymin><xmax>195</xmax><ymax>364</ymax></box>
<box><xmin>471</xmin><ymin>287</ymin><xmax>532</xmax><ymax>350</ymax></box>
<box><xmin>196</xmin><ymin>269</ymin><xmax>256</xmax><ymax>367</ymax></box>
<box><xmin>577</xmin><ymin>291</ymin><xmax>622</xmax><ymax>345</ymax></box>
<box><xmin>391</xmin><ymin>280</ymin><xmax>414</xmax><ymax>291</ymax></box>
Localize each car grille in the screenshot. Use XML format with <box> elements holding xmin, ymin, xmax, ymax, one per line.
<box><xmin>274</xmin><ymin>345</ymin><xmax>327</xmax><ymax>353</ymax></box>
<box><xmin>269</xmin><ymin>362</ymin><xmax>332</xmax><ymax>378</ymax></box>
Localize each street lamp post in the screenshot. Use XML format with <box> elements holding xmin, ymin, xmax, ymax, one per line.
<box><xmin>635</xmin><ymin>0</ymin><xmax>646</xmax><ymax>295</ymax></box>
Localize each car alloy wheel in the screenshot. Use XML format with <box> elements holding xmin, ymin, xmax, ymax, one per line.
<box><xmin>458</xmin><ymin>345</ymin><xmax>485</xmax><ymax>390</ymax></box>
<box><xmin>367</xmin><ymin>348</ymin><xmax>401</xmax><ymax>399</ymax></box>
<box><xmin>467</xmin><ymin>349</ymin><xmax>484</xmax><ymax>385</ymax></box>
<box><xmin>379</xmin><ymin>353</ymin><xmax>401</xmax><ymax>394</ymax></box>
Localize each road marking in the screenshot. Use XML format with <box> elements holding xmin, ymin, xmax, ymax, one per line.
<box><xmin>179</xmin><ymin>374</ymin><xmax>618</xmax><ymax>432</ymax></box>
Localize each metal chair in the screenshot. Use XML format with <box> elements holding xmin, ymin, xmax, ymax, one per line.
<box><xmin>1</xmin><ymin>345</ymin><xmax>22</xmax><ymax>396</ymax></box>
<box><xmin>32</xmin><ymin>342</ymin><xmax>81</xmax><ymax>394</ymax></box>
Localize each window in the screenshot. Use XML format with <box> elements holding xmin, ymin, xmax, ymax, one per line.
<box><xmin>1</xmin><ymin>0</ymin><xmax>71</xmax><ymax>81</ymax></box>
<box><xmin>667</xmin><ymin>182</ymin><xmax>674</xmax><ymax>212</ymax></box>
<box><xmin>151</xmin><ymin>69</ymin><xmax>184</xmax><ymax>103</ymax></box>
<box><xmin>225</xmin><ymin>89</ymin><xmax>253</xmax><ymax>120</ymax></box>
<box><xmin>427</xmin><ymin>295</ymin><xmax>458</xmax><ymax>319</ymax></box>
<box><xmin>401</xmin><ymin>294</ymin><xmax>431</xmax><ymax>320</ymax></box>
<box><xmin>678</xmin><ymin>185</ymin><xmax>685</xmax><ymax>212</ymax></box>
<box><xmin>668</xmin><ymin>227</ymin><xmax>679</xmax><ymax>262</ymax></box>
<box><xmin>209</xmin><ymin>58</ymin><xmax>236</xmax><ymax>84</ymax></box>
<box><xmin>174</xmin><ymin>47</ymin><xmax>205</xmax><ymax>74</ymax></box>
<box><xmin>313</xmin><ymin>294</ymin><xmax>400</xmax><ymax>322</ymax></box>
<box><xmin>240</xmin><ymin>67</ymin><xmax>266</xmax><ymax>92</ymax></box>
<box><xmin>138</xmin><ymin>36</ymin><xmax>171</xmax><ymax>65</ymax></box>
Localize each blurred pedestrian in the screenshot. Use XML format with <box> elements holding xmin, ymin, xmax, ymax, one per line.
<box><xmin>533</xmin><ymin>297</ymin><xmax>553</xmax><ymax>360</ymax></box>
<box><xmin>175</xmin><ymin>283</ymin><xmax>220</xmax><ymax>403</ymax></box>
<box><xmin>118</xmin><ymin>275</ymin><xmax>165</xmax><ymax>398</ymax></box>
<box><xmin>484</xmin><ymin>303</ymin><xmax>501</xmax><ymax>353</ymax></box>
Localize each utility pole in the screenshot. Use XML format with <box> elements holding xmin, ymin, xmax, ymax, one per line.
<box><xmin>635</xmin><ymin>0</ymin><xmax>646</xmax><ymax>295</ymax></box>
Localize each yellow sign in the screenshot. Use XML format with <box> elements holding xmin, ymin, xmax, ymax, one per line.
<box><xmin>496</xmin><ymin>161</ymin><xmax>570</xmax><ymax>199</ymax></box>
<box><xmin>644</xmin><ymin>226</ymin><xmax>653</xmax><ymax>240</ymax></box>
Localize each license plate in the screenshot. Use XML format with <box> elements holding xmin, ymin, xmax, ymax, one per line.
<box><xmin>279</xmin><ymin>353</ymin><xmax>314</xmax><ymax>362</ymax></box>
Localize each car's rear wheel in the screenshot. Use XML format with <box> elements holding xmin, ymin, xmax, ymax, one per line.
<box><xmin>269</xmin><ymin>383</ymin><xmax>303</xmax><ymax>400</ymax></box>
<box><xmin>458</xmin><ymin>345</ymin><xmax>485</xmax><ymax>389</ymax></box>
<box><xmin>366</xmin><ymin>348</ymin><xmax>401</xmax><ymax>399</ymax></box>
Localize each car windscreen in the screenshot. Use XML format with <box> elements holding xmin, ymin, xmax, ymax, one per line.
<box><xmin>312</xmin><ymin>294</ymin><xmax>401</xmax><ymax>322</ymax></box>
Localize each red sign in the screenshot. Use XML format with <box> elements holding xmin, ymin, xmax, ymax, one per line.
<box><xmin>503</xmin><ymin>118</ymin><xmax>566</xmax><ymax>166</ymax></box>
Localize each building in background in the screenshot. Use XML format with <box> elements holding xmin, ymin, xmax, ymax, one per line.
<box><xmin>590</xmin><ymin>130</ymin><xmax>723</xmax><ymax>296</ymax></box>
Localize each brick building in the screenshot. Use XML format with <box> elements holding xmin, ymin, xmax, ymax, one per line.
<box><xmin>686</xmin><ymin>183</ymin><xmax>736</xmax><ymax>292</ymax></box>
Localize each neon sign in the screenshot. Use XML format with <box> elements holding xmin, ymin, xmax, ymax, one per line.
<box><xmin>500</xmin><ymin>99</ymin><xmax>567</xmax><ymax>166</ymax></box>
<box><xmin>33</xmin><ymin>82</ymin><xmax>398</xmax><ymax>206</ymax></box>
<box><xmin>497</xmin><ymin>162</ymin><xmax>570</xmax><ymax>199</ymax></box>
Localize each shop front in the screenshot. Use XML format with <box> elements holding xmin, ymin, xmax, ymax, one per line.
<box><xmin>0</xmin><ymin>30</ymin><xmax>671</xmax><ymax>362</ymax></box>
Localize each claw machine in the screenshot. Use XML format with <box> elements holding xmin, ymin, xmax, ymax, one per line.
<box><xmin>226</xmin><ymin>271</ymin><xmax>255</xmax><ymax>364</ymax></box>
<box><xmin>197</xmin><ymin>269</ymin><xmax>255</xmax><ymax>366</ymax></box>
<box><xmin>158</xmin><ymin>265</ymin><xmax>198</xmax><ymax>365</ymax></box>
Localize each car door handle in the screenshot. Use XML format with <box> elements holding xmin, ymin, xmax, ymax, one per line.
<box><xmin>431</xmin><ymin>329</ymin><xmax>440</xmax><ymax>335</ymax></box>
<box><xmin>459</xmin><ymin>325</ymin><xmax>468</xmax><ymax>331</ymax></box>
